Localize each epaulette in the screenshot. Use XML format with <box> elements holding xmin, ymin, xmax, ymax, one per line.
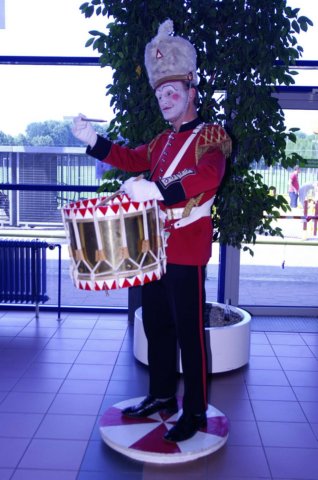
<box><xmin>195</xmin><ymin>124</ymin><xmax>232</xmax><ymax>162</ymax></box>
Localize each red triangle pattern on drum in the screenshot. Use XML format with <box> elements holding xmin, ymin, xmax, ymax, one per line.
<box><xmin>132</xmin><ymin>277</ymin><xmax>142</xmax><ymax>286</ymax></box>
<box><xmin>78</xmin><ymin>208</ymin><xmax>87</xmax><ymax>217</ymax></box>
<box><xmin>110</xmin><ymin>204</ymin><xmax>120</xmax><ymax>214</ymax></box>
<box><xmin>98</xmin><ymin>206</ymin><xmax>108</xmax><ymax>216</ymax></box>
<box><xmin>142</xmin><ymin>274</ymin><xmax>152</xmax><ymax>284</ymax></box>
<box><xmin>122</xmin><ymin>278</ymin><xmax>132</xmax><ymax>288</ymax></box>
<box><xmin>121</xmin><ymin>203</ymin><xmax>131</xmax><ymax>213</ymax></box>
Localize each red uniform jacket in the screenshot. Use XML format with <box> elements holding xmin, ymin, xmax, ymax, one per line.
<box><xmin>87</xmin><ymin>118</ymin><xmax>231</xmax><ymax>265</ymax></box>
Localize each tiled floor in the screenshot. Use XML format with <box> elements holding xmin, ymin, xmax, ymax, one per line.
<box><xmin>0</xmin><ymin>310</ymin><xmax>318</xmax><ymax>479</ymax></box>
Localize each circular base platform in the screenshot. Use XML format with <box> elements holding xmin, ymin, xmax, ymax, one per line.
<box><xmin>99</xmin><ymin>397</ymin><xmax>229</xmax><ymax>464</ymax></box>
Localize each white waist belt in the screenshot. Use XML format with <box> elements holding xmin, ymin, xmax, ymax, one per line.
<box><xmin>165</xmin><ymin>196</ymin><xmax>215</xmax><ymax>229</ymax></box>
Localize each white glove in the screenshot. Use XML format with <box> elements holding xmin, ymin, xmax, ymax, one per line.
<box><xmin>122</xmin><ymin>177</ymin><xmax>163</xmax><ymax>202</ymax></box>
<box><xmin>71</xmin><ymin>114</ymin><xmax>97</xmax><ymax>148</ymax></box>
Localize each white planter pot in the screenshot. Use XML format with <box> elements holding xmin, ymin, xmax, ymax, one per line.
<box><xmin>133</xmin><ymin>302</ymin><xmax>251</xmax><ymax>374</ymax></box>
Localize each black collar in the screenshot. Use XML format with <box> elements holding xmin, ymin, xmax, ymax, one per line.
<box><xmin>178</xmin><ymin>117</ymin><xmax>202</xmax><ymax>133</ymax></box>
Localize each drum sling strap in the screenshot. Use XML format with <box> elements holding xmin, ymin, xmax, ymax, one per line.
<box><xmin>161</xmin><ymin>123</ymin><xmax>215</xmax><ymax>229</ymax></box>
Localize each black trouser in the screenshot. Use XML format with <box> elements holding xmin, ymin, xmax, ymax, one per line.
<box><xmin>141</xmin><ymin>263</ymin><xmax>208</xmax><ymax>415</ymax></box>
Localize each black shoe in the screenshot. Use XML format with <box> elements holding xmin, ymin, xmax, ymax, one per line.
<box><xmin>122</xmin><ymin>395</ymin><xmax>178</xmax><ymax>418</ymax></box>
<box><xmin>164</xmin><ymin>412</ymin><xmax>207</xmax><ymax>442</ymax></box>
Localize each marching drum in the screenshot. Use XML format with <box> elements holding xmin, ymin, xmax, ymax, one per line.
<box><xmin>61</xmin><ymin>194</ymin><xmax>166</xmax><ymax>291</ymax></box>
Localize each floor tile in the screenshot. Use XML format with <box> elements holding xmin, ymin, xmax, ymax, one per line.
<box><xmin>211</xmin><ymin>397</ymin><xmax>255</xmax><ymax>421</ymax></box>
<box><xmin>258</xmin><ymin>421</ymin><xmax>318</xmax><ymax>447</ymax></box>
<box><xmin>61</xmin><ymin>320</ymin><xmax>97</xmax><ymax>329</ymax></box>
<box><xmin>312</xmin><ymin>423</ymin><xmax>318</xmax><ymax>440</ymax></box>
<box><xmin>1</xmin><ymin>310</ymin><xmax>318</xmax><ymax>480</ymax></box>
<box><xmin>67</xmin><ymin>364</ymin><xmax>114</xmax><ymax>381</ymax></box>
<box><xmin>249</xmin><ymin>344</ymin><xmax>275</xmax><ymax>356</ymax></box>
<box><xmin>247</xmin><ymin>385</ymin><xmax>297</xmax><ymax>401</ymax></box>
<box><xmin>88</xmin><ymin>329</ymin><xmax>126</xmax><ymax>340</ymax></box>
<box><xmin>75</xmin><ymin>350</ymin><xmax>119</xmax><ymax>365</ymax></box>
<box><xmin>59</xmin><ymin>379</ymin><xmax>107</xmax><ymax>395</ymax></box>
<box><xmin>23</xmin><ymin>362</ymin><xmax>72</xmax><ymax>379</ymax></box>
<box><xmin>251</xmin><ymin>399</ymin><xmax>307</xmax><ymax>422</ymax></box>
<box><xmin>82</xmin><ymin>339</ymin><xmax>123</xmax><ymax>352</ymax></box>
<box><xmin>265</xmin><ymin>446</ymin><xmax>318</xmax><ymax>479</ymax></box>
<box><xmin>80</xmin><ymin>439</ymin><xmax>143</xmax><ymax>474</ymax></box>
<box><xmin>78</xmin><ymin>470</ymin><xmax>143</xmax><ymax>479</ymax></box>
<box><xmin>4</xmin><ymin>337</ymin><xmax>49</xmax><ymax>350</ymax></box>
<box><xmin>19</xmin><ymin>438</ymin><xmax>88</xmax><ymax>470</ymax></box>
<box><xmin>12</xmin><ymin>377</ymin><xmax>63</xmax><ymax>393</ymax></box>
<box><xmin>34</xmin><ymin>349</ymin><xmax>79</xmax><ymax>363</ymax></box>
<box><xmin>17</xmin><ymin>327</ymin><xmax>57</xmax><ymax>338</ymax></box>
<box><xmin>209</xmin><ymin>383</ymin><xmax>249</xmax><ymax>401</ymax></box>
<box><xmin>293</xmin><ymin>386</ymin><xmax>318</xmax><ymax>401</ymax></box>
<box><xmin>206</xmin><ymin>445</ymin><xmax>271</xmax><ymax>478</ymax></box>
<box><xmin>44</xmin><ymin>338</ymin><xmax>87</xmax><ymax>350</ymax></box>
<box><xmin>278</xmin><ymin>356</ymin><xmax>318</xmax><ymax>371</ymax></box>
<box><xmin>11</xmin><ymin>470</ymin><xmax>77</xmax><ymax>480</ymax></box>
<box><xmin>250</xmin><ymin>332</ymin><xmax>270</xmax><ymax>344</ymax></box>
<box><xmin>0</xmin><ymin>391</ymin><xmax>55</xmax><ymax>413</ymax></box>
<box><xmin>48</xmin><ymin>393</ymin><xmax>103</xmax><ymax>415</ymax></box>
<box><xmin>0</xmin><ymin>378</ymin><xmax>19</xmax><ymax>392</ymax></box>
<box><xmin>0</xmin><ymin>470</ymin><xmax>13</xmax><ymax>480</ymax></box>
<box><xmin>52</xmin><ymin>329</ymin><xmax>92</xmax><ymax>339</ymax></box>
<box><xmin>143</xmin><ymin>457</ymin><xmax>207</xmax><ymax>479</ymax></box>
<box><xmin>244</xmin><ymin>369</ymin><xmax>289</xmax><ymax>386</ymax></box>
<box><xmin>300</xmin><ymin>401</ymin><xmax>318</xmax><ymax>422</ymax></box>
<box><xmin>105</xmin><ymin>379</ymin><xmax>148</xmax><ymax>397</ymax></box>
<box><xmin>35</xmin><ymin>413</ymin><xmax>96</xmax><ymax>440</ymax></box>
<box><xmin>272</xmin><ymin>344</ymin><xmax>315</xmax><ymax>357</ymax></box>
<box><xmin>0</xmin><ymin>438</ymin><xmax>30</xmax><ymax>468</ymax></box>
<box><xmin>266</xmin><ymin>332</ymin><xmax>306</xmax><ymax>345</ymax></box>
<box><xmin>301</xmin><ymin>333</ymin><xmax>318</xmax><ymax>346</ymax></box>
<box><xmin>248</xmin><ymin>355</ymin><xmax>282</xmax><ymax>370</ymax></box>
<box><xmin>227</xmin><ymin>420</ymin><xmax>262</xmax><ymax>446</ymax></box>
<box><xmin>0</xmin><ymin>326</ymin><xmax>25</xmax><ymax>336</ymax></box>
<box><xmin>0</xmin><ymin>412</ymin><xmax>43</xmax><ymax>437</ymax></box>
<box><xmin>285</xmin><ymin>370</ymin><xmax>318</xmax><ymax>387</ymax></box>
<box><xmin>116</xmin><ymin>350</ymin><xmax>135</xmax><ymax>365</ymax></box>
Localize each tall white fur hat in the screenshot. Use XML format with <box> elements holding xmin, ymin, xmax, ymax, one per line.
<box><xmin>144</xmin><ymin>19</ymin><xmax>198</xmax><ymax>90</ymax></box>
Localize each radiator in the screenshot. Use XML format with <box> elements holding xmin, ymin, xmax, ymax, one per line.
<box><xmin>0</xmin><ymin>239</ymin><xmax>49</xmax><ymax>311</ymax></box>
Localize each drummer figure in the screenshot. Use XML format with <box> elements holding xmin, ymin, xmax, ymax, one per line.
<box><xmin>72</xmin><ymin>19</ymin><xmax>231</xmax><ymax>443</ymax></box>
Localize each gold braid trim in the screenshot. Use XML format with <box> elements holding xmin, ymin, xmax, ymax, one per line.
<box><xmin>182</xmin><ymin>192</ymin><xmax>204</xmax><ymax>218</ymax></box>
<box><xmin>183</xmin><ymin>124</ymin><xmax>231</xmax><ymax>217</ymax></box>
<box><xmin>195</xmin><ymin>124</ymin><xmax>232</xmax><ymax>163</ymax></box>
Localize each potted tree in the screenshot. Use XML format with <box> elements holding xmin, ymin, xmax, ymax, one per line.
<box><xmin>79</xmin><ymin>0</ymin><xmax>312</xmax><ymax>371</ymax></box>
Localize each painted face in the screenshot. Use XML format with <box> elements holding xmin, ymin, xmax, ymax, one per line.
<box><xmin>155</xmin><ymin>81</ymin><xmax>189</xmax><ymax>123</ymax></box>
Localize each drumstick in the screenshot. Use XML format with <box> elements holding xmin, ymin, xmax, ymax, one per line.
<box><xmin>97</xmin><ymin>190</ymin><xmax>123</xmax><ymax>205</ymax></box>
<box><xmin>81</xmin><ymin>118</ymin><xmax>107</xmax><ymax>123</ymax></box>
<box><xmin>97</xmin><ymin>175</ymin><xmax>144</xmax><ymax>205</ymax></box>
<box><xmin>63</xmin><ymin>116</ymin><xmax>107</xmax><ymax>123</ymax></box>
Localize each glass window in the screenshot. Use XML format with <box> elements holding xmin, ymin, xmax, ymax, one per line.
<box><xmin>0</xmin><ymin>0</ymin><xmax>106</xmax><ymax>56</ymax></box>
<box><xmin>0</xmin><ymin>0</ymin><xmax>112</xmax><ymax>137</ymax></box>
<box><xmin>239</xmin><ymin>108</ymin><xmax>318</xmax><ymax>309</ymax></box>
